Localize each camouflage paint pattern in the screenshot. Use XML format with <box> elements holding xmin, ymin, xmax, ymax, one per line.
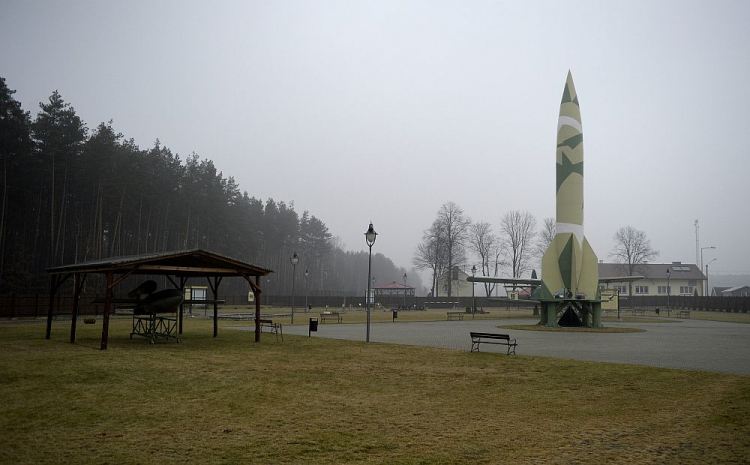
<box><xmin>540</xmin><ymin>71</ymin><xmax>600</xmax><ymax>302</ymax></box>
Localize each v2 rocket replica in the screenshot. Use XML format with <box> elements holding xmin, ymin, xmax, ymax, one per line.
<box><xmin>540</xmin><ymin>71</ymin><xmax>600</xmax><ymax>303</ymax></box>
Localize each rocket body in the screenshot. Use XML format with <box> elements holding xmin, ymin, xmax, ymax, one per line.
<box><xmin>540</xmin><ymin>72</ymin><xmax>599</xmax><ymax>300</ymax></box>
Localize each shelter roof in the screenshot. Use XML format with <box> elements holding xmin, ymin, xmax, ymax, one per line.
<box><xmin>374</xmin><ymin>281</ymin><xmax>414</xmax><ymax>290</ymax></box>
<box><xmin>45</xmin><ymin>249</ymin><xmax>273</xmax><ymax>278</ymax></box>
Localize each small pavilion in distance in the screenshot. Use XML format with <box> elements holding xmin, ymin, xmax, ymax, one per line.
<box><xmin>374</xmin><ymin>281</ymin><xmax>416</xmax><ymax>309</ymax></box>
<box><xmin>45</xmin><ymin>249</ymin><xmax>272</xmax><ymax>350</ymax></box>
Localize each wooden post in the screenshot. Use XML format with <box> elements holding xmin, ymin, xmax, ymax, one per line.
<box><xmin>100</xmin><ymin>271</ymin><xmax>113</xmax><ymax>350</ymax></box>
<box><xmin>45</xmin><ymin>276</ymin><xmax>56</xmax><ymax>339</ymax></box>
<box><xmin>255</xmin><ymin>276</ymin><xmax>261</xmax><ymax>343</ymax></box>
<box><xmin>178</xmin><ymin>277</ymin><xmax>186</xmax><ymax>335</ymax></box>
<box><xmin>70</xmin><ymin>273</ymin><xmax>82</xmax><ymax>343</ymax></box>
<box><xmin>209</xmin><ymin>277</ymin><xmax>222</xmax><ymax>338</ymax></box>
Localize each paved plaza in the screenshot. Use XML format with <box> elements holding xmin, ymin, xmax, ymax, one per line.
<box><xmin>254</xmin><ymin>317</ymin><xmax>750</xmax><ymax>376</ymax></box>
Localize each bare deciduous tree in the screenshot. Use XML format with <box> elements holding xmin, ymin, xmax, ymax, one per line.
<box><xmin>534</xmin><ymin>217</ymin><xmax>555</xmax><ymax>268</ymax></box>
<box><xmin>500</xmin><ymin>210</ymin><xmax>537</xmax><ymax>280</ymax></box>
<box><xmin>412</xmin><ymin>219</ymin><xmax>446</xmax><ymax>297</ymax></box>
<box><xmin>468</xmin><ymin>221</ymin><xmax>503</xmax><ymax>297</ymax></box>
<box><xmin>436</xmin><ymin>202</ymin><xmax>470</xmax><ymax>297</ymax></box>
<box><xmin>610</xmin><ymin>225</ymin><xmax>659</xmax><ymax>296</ymax></box>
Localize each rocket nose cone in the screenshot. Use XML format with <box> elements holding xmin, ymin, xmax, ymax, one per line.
<box><xmin>561</xmin><ymin>71</ymin><xmax>578</xmax><ymax>106</ymax></box>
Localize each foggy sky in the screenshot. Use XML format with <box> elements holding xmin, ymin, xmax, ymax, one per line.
<box><xmin>2</xmin><ymin>0</ymin><xmax>749</xmax><ymax>281</ymax></box>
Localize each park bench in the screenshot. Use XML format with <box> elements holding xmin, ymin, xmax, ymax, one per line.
<box><xmin>470</xmin><ymin>332</ymin><xmax>517</xmax><ymax>355</ymax></box>
<box><xmin>446</xmin><ymin>311</ymin><xmax>464</xmax><ymax>321</ymax></box>
<box><xmin>676</xmin><ymin>310</ymin><xmax>691</xmax><ymax>318</ymax></box>
<box><xmin>631</xmin><ymin>309</ymin><xmax>645</xmax><ymax>316</ymax></box>
<box><xmin>258</xmin><ymin>318</ymin><xmax>283</xmax><ymax>341</ymax></box>
<box><xmin>320</xmin><ymin>312</ymin><xmax>343</xmax><ymax>323</ymax></box>
<box><xmin>425</xmin><ymin>301</ymin><xmax>459</xmax><ymax>309</ymax></box>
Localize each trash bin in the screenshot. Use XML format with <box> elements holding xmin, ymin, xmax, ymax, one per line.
<box><xmin>308</xmin><ymin>317</ymin><xmax>318</xmax><ymax>337</ymax></box>
<box><xmin>392</xmin><ymin>310</ymin><xmax>398</xmax><ymax>322</ymax></box>
<box><xmin>655</xmin><ymin>308</ymin><xmax>660</xmax><ymax>315</ymax></box>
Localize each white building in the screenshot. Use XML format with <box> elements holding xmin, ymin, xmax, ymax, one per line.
<box><xmin>598</xmin><ymin>262</ymin><xmax>706</xmax><ymax>296</ymax></box>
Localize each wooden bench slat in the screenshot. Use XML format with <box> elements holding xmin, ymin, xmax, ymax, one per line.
<box><xmin>469</xmin><ymin>332</ymin><xmax>517</xmax><ymax>355</ymax></box>
<box><xmin>320</xmin><ymin>312</ymin><xmax>343</xmax><ymax>323</ymax></box>
<box><xmin>446</xmin><ymin>311</ymin><xmax>464</xmax><ymax>321</ymax></box>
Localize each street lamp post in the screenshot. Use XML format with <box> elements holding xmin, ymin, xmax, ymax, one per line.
<box><xmin>701</xmin><ymin>246</ymin><xmax>716</xmax><ymax>296</ymax></box>
<box><xmin>706</xmin><ymin>258</ymin><xmax>717</xmax><ymax>296</ymax></box>
<box><xmin>365</xmin><ymin>223</ymin><xmax>378</xmax><ymax>344</ymax></box>
<box><xmin>290</xmin><ymin>252</ymin><xmax>298</xmax><ymax>324</ymax></box>
<box><xmin>666</xmin><ymin>268</ymin><xmax>671</xmax><ymax>317</ymax></box>
<box><xmin>471</xmin><ymin>265</ymin><xmax>477</xmax><ymax>319</ymax></box>
<box><xmin>403</xmin><ymin>273</ymin><xmax>407</xmax><ymax>308</ymax></box>
<box><xmin>305</xmin><ymin>269</ymin><xmax>309</xmax><ymax>313</ymax></box>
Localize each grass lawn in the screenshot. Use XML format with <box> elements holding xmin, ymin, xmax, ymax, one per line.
<box><xmin>1</xmin><ymin>318</ymin><xmax>749</xmax><ymax>464</ymax></box>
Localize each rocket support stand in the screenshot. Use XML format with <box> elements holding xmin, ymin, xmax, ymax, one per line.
<box><xmin>539</xmin><ymin>300</ymin><xmax>603</xmax><ymax>328</ymax></box>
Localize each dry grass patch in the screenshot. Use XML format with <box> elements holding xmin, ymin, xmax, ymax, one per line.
<box><xmin>1</xmin><ymin>319</ymin><xmax>748</xmax><ymax>464</ymax></box>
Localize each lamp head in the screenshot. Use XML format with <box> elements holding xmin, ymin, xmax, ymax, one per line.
<box><xmin>291</xmin><ymin>252</ymin><xmax>299</xmax><ymax>266</ymax></box>
<box><xmin>471</xmin><ymin>265</ymin><xmax>477</xmax><ymax>275</ymax></box>
<box><xmin>365</xmin><ymin>222</ymin><xmax>377</xmax><ymax>246</ymax></box>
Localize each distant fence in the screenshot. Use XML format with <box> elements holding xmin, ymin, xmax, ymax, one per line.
<box><xmin>0</xmin><ymin>293</ymin><xmax>535</xmax><ymax>317</ymax></box>
<box><xmin>6</xmin><ymin>293</ymin><xmax>743</xmax><ymax>318</ymax></box>
<box><xmin>620</xmin><ymin>295</ymin><xmax>749</xmax><ymax>313</ymax></box>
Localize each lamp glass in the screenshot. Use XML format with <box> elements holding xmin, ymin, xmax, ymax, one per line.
<box><xmin>291</xmin><ymin>252</ymin><xmax>298</xmax><ymax>266</ymax></box>
<box><xmin>365</xmin><ymin>223</ymin><xmax>377</xmax><ymax>246</ymax></box>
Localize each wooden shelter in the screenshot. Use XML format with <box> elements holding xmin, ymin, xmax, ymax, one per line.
<box><xmin>45</xmin><ymin>249</ymin><xmax>272</xmax><ymax>350</ymax></box>
<box><xmin>374</xmin><ymin>281</ymin><xmax>416</xmax><ymax>308</ymax></box>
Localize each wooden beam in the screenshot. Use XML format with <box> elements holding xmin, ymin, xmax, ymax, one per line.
<box><xmin>108</xmin><ymin>265</ymin><xmax>140</xmax><ymax>290</ymax></box>
<box><xmin>166</xmin><ymin>274</ymin><xmax>180</xmax><ymax>289</ymax></box>
<box><xmin>45</xmin><ymin>273</ymin><xmax>71</xmax><ymax>340</ymax></box>
<box><xmin>140</xmin><ymin>265</ymin><xmax>239</xmax><ymax>274</ymax></box>
<box><xmin>178</xmin><ymin>277</ymin><xmax>186</xmax><ymax>335</ymax></box>
<box><xmin>241</xmin><ymin>273</ymin><xmax>261</xmax><ymax>294</ymax></box>
<box><xmin>100</xmin><ymin>271</ymin><xmax>113</xmax><ymax>350</ymax></box>
<box><xmin>69</xmin><ymin>273</ymin><xmax>87</xmax><ymax>343</ymax></box>
<box><xmin>45</xmin><ymin>276</ymin><xmax>57</xmax><ymax>340</ymax></box>
<box><xmin>208</xmin><ymin>276</ymin><xmax>223</xmax><ymax>338</ymax></box>
<box><xmin>255</xmin><ymin>276</ymin><xmax>261</xmax><ymax>343</ymax></box>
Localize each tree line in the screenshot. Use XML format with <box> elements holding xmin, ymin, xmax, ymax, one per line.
<box><xmin>414</xmin><ymin>201</ymin><xmax>658</xmax><ymax>297</ymax></box>
<box><xmin>0</xmin><ymin>77</ymin><xmax>415</xmax><ymax>296</ymax></box>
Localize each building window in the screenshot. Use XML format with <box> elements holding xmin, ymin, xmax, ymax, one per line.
<box><xmin>615</xmin><ymin>285</ymin><xmax>627</xmax><ymax>293</ymax></box>
<box><xmin>658</xmin><ymin>286</ymin><xmax>671</xmax><ymax>294</ymax></box>
<box><xmin>635</xmin><ymin>286</ymin><xmax>649</xmax><ymax>294</ymax></box>
<box><xmin>680</xmin><ymin>286</ymin><xmax>694</xmax><ymax>295</ymax></box>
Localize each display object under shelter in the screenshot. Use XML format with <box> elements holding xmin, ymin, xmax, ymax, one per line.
<box><xmin>45</xmin><ymin>249</ymin><xmax>272</xmax><ymax>350</ymax></box>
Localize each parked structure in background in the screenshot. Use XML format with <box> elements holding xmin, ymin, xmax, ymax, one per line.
<box><xmin>436</xmin><ymin>266</ymin><xmax>472</xmax><ymax>298</ymax></box>
<box><xmin>598</xmin><ymin>262</ymin><xmax>706</xmax><ymax>296</ymax></box>
<box><xmin>713</xmin><ymin>286</ymin><xmax>750</xmax><ymax>297</ymax></box>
